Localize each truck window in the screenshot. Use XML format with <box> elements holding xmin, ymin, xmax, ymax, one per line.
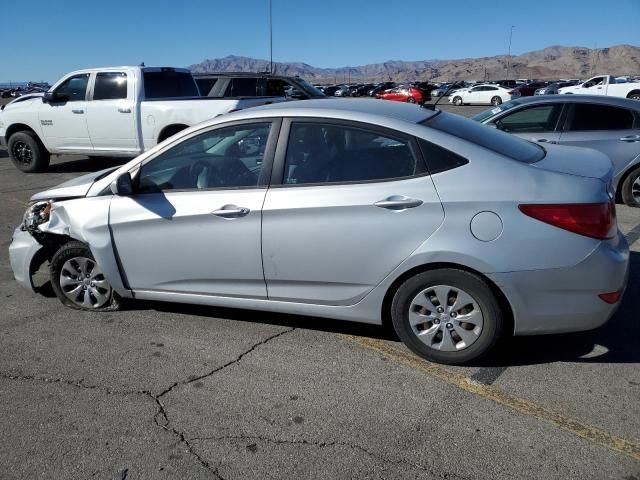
<box><xmin>55</xmin><ymin>74</ymin><xmax>90</xmax><ymax>101</ymax></box>
<box><xmin>143</xmin><ymin>71</ymin><xmax>199</xmax><ymax>99</ymax></box>
<box><xmin>93</xmin><ymin>72</ymin><xmax>127</xmax><ymax>100</ymax></box>
<box><xmin>224</xmin><ymin>78</ymin><xmax>259</xmax><ymax>97</ymax></box>
<box><xmin>195</xmin><ymin>78</ymin><xmax>219</xmax><ymax>96</ymax></box>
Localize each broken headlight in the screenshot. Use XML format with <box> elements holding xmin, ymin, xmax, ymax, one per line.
<box><xmin>21</xmin><ymin>201</ymin><xmax>51</xmax><ymax>232</ymax></box>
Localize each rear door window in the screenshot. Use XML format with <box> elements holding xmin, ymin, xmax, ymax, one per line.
<box><xmin>224</xmin><ymin>78</ymin><xmax>259</xmax><ymax>97</ymax></box>
<box><xmin>566</xmin><ymin>104</ymin><xmax>635</xmax><ymax>131</ymax></box>
<box><xmin>283</xmin><ymin>122</ymin><xmax>424</xmax><ymax>185</ymax></box>
<box><xmin>93</xmin><ymin>72</ymin><xmax>127</xmax><ymax>100</ymax></box>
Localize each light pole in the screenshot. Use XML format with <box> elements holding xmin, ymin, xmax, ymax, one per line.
<box><xmin>269</xmin><ymin>0</ymin><xmax>273</xmax><ymax>74</ymax></box>
<box><xmin>506</xmin><ymin>25</ymin><xmax>515</xmax><ymax>80</ymax></box>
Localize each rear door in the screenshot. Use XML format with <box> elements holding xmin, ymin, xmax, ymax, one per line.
<box><xmin>558</xmin><ymin>103</ymin><xmax>640</xmax><ymax>178</ymax></box>
<box><xmin>261</xmin><ymin>119</ymin><xmax>444</xmax><ymax>305</ymax></box>
<box><xmin>86</xmin><ymin>71</ymin><xmax>138</xmax><ymax>154</ymax></box>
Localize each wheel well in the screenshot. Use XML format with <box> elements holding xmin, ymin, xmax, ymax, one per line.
<box><xmin>616</xmin><ymin>163</ymin><xmax>640</xmax><ymax>202</ymax></box>
<box><xmin>6</xmin><ymin>123</ymin><xmax>37</xmax><ymax>141</ymax></box>
<box><xmin>380</xmin><ymin>262</ymin><xmax>515</xmax><ymax>335</ymax></box>
<box><xmin>158</xmin><ymin>124</ymin><xmax>189</xmax><ymax>143</ymax></box>
<box><xmin>626</xmin><ymin>90</ymin><xmax>640</xmax><ymax>98</ymax></box>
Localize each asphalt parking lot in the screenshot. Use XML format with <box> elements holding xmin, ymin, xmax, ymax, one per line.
<box><xmin>0</xmin><ymin>100</ymin><xmax>639</xmax><ymax>479</ymax></box>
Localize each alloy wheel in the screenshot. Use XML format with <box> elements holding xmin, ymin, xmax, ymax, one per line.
<box><xmin>408</xmin><ymin>285</ymin><xmax>484</xmax><ymax>351</ymax></box>
<box><xmin>59</xmin><ymin>257</ymin><xmax>112</xmax><ymax>309</ymax></box>
<box><xmin>11</xmin><ymin>141</ymin><xmax>33</xmax><ymax>166</ymax></box>
<box><xmin>633</xmin><ymin>176</ymin><xmax>640</xmax><ymax>203</ymax></box>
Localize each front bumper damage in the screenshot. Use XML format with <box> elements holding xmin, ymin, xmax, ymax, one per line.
<box><xmin>9</xmin><ymin>227</ymin><xmax>43</xmax><ymax>291</ymax></box>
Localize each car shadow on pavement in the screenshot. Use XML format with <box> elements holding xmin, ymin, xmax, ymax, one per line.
<box><xmin>47</xmin><ymin>156</ymin><xmax>128</xmax><ymax>173</ymax></box>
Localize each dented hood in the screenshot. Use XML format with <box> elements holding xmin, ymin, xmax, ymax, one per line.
<box><xmin>30</xmin><ymin>167</ymin><xmax>117</xmax><ymax>201</ymax></box>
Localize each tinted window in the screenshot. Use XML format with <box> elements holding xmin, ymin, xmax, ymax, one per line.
<box><xmin>418</xmin><ymin>139</ymin><xmax>468</xmax><ymax>174</ymax></box>
<box><xmin>195</xmin><ymin>78</ymin><xmax>219</xmax><ymax>96</ymax></box>
<box><xmin>138</xmin><ymin>122</ymin><xmax>271</xmax><ymax>192</ymax></box>
<box><xmin>55</xmin><ymin>74</ymin><xmax>89</xmax><ymax>101</ymax></box>
<box><xmin>283</xmin><ymin>123</ymin><xmax>422</xmax><ymax>185</ymax></box>
<box><xmin>423</xmin><ymin>112</ymin><xmax>545</xmax><ymax>164</ymax></box>
<box><xmin>93</xmin><ymin>72</ymin><xmax>127</xmax><ymax>100</ymax></box>
<box><xmin>497</xmin><ymin>105</ymin><xmax>562</xmax><ymax>133</ymax></box>
<box><xmin>224</xmin><ymin>78</ymin><xmax>259</xmax><ymax>97</ymax></box>
<box><xmin>143</xmin><ymin>71</ymin><xmax>199</xmax><ymax>99</ymax></box>
<box><xmin>567</xmin><ymin>104</ymin><xmax>634</xmax><ymax>131</ymax></box>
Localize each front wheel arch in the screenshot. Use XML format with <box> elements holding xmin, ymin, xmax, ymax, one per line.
<box><xmin>381</xmin><ymin>262</ymin><xmax>514</xmax><ymax>336</ymax></box>
<box><xmin>157</xmin><ymin>124</ymin><xmax>189</xmax><ymax>143</ymax></box>
<box><xmin>626</xmin><ymin>90</ymin><xmax>640</xmax><ymax>100</ymax></box>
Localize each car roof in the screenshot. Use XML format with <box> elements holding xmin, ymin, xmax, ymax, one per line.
<box><xmin>509</xmin><ymin>94</ymin><xmax>640</xmax><ymax>110</ymax></box>
<box><xmin>209</xmin><ymin>98</ymin><xmax>437</xmax><ymax>126</ymax></box>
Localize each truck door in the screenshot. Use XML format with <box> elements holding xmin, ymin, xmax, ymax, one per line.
<box><xmin>38</xmin><ymin>73</ymin><xmax>93</xmax><ymax>153</ymax></box>
<box><xmin>86</xmin><ymin>72</ymin><xmax>138</xmax><ymax>155</ymax></box>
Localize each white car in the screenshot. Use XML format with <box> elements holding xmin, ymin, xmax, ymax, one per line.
<box><xmin>449</xmin><ymin>84</ymin><xmax>518</xmax><ymax>106</ymax></box>
<box><xmin>558</xmin><ymin>74</ymin><xmax>640</xmax><ymax>100</ymax></box>
<box><xmin>0</xmin><ymin>66</ymin><xmax>286</xmax><ymax>173</ymax></box>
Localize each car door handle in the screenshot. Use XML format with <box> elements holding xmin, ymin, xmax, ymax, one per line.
<box><xmin>374</xmin><ymin>196</ymin><xmax>423</xmax><ymax>210</ymax></box>
<box><xmin>211</xmin><ymin>205</ymin><xmax>250</xmax><ymax>218</ymax></box>
<box><xmin>118</xmin><ymin>107</ymin><xmax>131</xmax><ymax>113</ymax></box>
<box><xmin>71</xmin><ymin>109</ymin><xmax>84</xmax><ymax>114</ymax></box>
<box><xmin>620</xmin><ymin>135</ymin><xmax>640</xmax><ymax>142</ymax></box>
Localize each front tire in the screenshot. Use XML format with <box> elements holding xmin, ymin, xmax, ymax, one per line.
<box><xmin>453</xmin><ymin>96</ymin><xmax>463</xmax><ymax>106</ymax></box>
<box><xmin>8</xmin><ymin>131</ymin><xmax>50</xmax><ymax>173</ymax></box>
<box><xmin>391</xmin><ymin>269</ymin><xmax>504</xmax><ymax>365</ymax></box>
<box><xmin>407</xmin><ymin>97</ymin><xmax>417</xmax><ymax>104</ymax></box>
<box><xmin>621</xmin><ymin>166</ymin><xmax>640</xmax><ymax>207</ymax></box>
<box><xmin>491</xmin><ymin>96</ymin><xmax>502</xmax><ymax>106</ymax></box>
<box><xmin>627</xmin><ymin>91</ymin><xmax>640</xmax><ymax>101</ymax></box>
<box><xmin>50</xmin><ymin>241</ymin><xmax>120</xmax><ymax>311</ymax></box>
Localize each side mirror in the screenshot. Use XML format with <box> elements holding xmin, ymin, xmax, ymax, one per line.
<box><xmin>110</xmin><ymin>172</ymin><xmax>133</xmax><ymax>196</ymax></box>
<box><xmin>43</xmin><ymin>91</ymin><xmax>69</xmax><ymax>103</ymax></box>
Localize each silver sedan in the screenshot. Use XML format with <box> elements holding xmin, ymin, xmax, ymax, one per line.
<box><xmin>9</xmin><ymin>99</ymin><xmax>629</xmax><ymax>364</ymax></box>
<box><xmin>472</xmin><ymin>95</ymin><xmax>640</xmax><ymax>206</ymax></box>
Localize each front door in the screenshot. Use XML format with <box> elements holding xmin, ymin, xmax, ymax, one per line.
<box><xmin>39</xmin><ymin>73</ymin><xmax>93</xmax><ymax>152</ymax></box>
<box><xmin>491</xmin><ymin>103</ymin><xmax>564</xmax><ymax>145</ymax></box>
<box><xmin>109</xmin><ymin>120</ymin><xmax>277</xmax><ymax>298</ymax></box>
<box><xmin>86</xmin><ymin>71</ymin><xmax>138</xmax><ymax>154</ymax></box>
<box><xmin>262</xmin><ymin>119</ymin><xmax>444</xmax><ymax>305</ymax></box>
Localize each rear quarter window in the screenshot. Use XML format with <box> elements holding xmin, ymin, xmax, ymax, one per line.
<box><xmin>143</xmin><ymin>71</ymin><xmax>199</xmax><ymax>99</ymax></box>
<box><xmin>422</xmin><ymin>112</ymin><xmax>545</xmax><ymax>164</ymax></box>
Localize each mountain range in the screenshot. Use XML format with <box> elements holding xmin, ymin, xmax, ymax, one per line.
<box><xmin>189</xmin><ymin>45</ymin><xmax>640</xmax><ymax>83</ymax></box>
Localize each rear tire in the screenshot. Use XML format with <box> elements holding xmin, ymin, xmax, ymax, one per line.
<box><xmin>453</xmin><ymin>96</ymin><xmax>462</xmax><ymax>106</ymax></box>
<box><xmin>621</xmin><ymin>166</ymin><xmax>640</xmax><ymax>207</ymax></box>
<box><xmin>50</xmin><ymin>241</ymin><xmax>121</xmax><ymax>311</ymax></box>
<box><xmin>491</xmin><ymin>96</ymin><xmax>502</xmax><ymax>106</ymax></box>
<box><xmin>8</xmin><ymin>131</ymin><xmax>50</xmax><ymax>173</ymax></box>
<box><xmin>627</xmin><ymin>91</ymin><xmax>640</xmax><ymax>101</ymax></box>
<box><xmin>407</xmin><ymin>97</ymin><xmax>417</xmax><ymax>104</ymax></box>
<box><xmin>391</xmin><ymin>269</ymin><xmax>504</xmax><ymax>365</ymax></box>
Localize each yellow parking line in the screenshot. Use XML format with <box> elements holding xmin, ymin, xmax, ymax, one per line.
<box><xmin>343</xmin><ymin>335</ymin><xmax>640</xmax><ymax>461</ymax></box>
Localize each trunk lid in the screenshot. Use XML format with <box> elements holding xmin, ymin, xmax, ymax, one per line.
<box><xmin>531</xmin><ymin>144</ymin><xmax>613</xmax><ymax>184</ymax></box>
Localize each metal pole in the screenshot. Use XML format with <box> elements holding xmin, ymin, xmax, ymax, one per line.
<box><xmin>269</xmin><ymin>0</ymin><xmax>273</xmax><ymax>74</ymax></box>
<box><xmin>507</xmin><ymin>25</ymin><xmax>514</xmax><ymax>80</ymax></box>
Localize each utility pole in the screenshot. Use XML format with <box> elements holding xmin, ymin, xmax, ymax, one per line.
<box><xmin>507</xmin><ymin>25</ymin><xmax>515</xmax><ymax>79</ymax></box>
<box><xmin>269</xmin><ymin>0</ymin><xmax>273</xmax><ymax>74</ymax></box>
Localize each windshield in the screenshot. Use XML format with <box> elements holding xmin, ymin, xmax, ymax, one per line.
<box><xmin>422</xmin><ymin>111</ymin><xmax>545</xmax><ymax>164</ymax></box>
<box><xmin>471</xmin><ymin>100</ymin><xmax>521</xmax><ymax>122</ymax></box>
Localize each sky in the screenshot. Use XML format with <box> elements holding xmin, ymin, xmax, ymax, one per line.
<box><xmin>1</xmin><ymin>0</ymin><xmax>639</xmax><ymax>82</ymax></box>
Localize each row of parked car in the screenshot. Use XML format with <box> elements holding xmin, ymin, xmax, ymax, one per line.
<box><xmin>0</xmin><ymin>82</ymin><xmax>50</xmax><ymax>98</ymax></box>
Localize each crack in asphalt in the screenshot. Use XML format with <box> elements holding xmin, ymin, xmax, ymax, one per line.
<box><xmin>149</xmin><ymin>327</ymin><xmax>296</xmax><ymax>479</ymax></box>
<box><xmin>189</xmin><ymin>433</ymin><xmax>469</xmax><ymax>479</ymax></box>
<box><xmin>0</xmin><ymin>327</ymin><xmax>295</xmax><ymax>479</ymax></box>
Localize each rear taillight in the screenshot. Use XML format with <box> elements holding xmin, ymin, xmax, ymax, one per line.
<box><xmin>598</xmin><ymin>290</ymin><xmax>623</xmax><ymax>304</ymax></box>
<box><xmin>518</xmin><ymin>202</ymin><xmax>616</xmax><ymax>240</ymax></box>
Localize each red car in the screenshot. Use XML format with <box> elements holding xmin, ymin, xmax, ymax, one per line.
<box><xmin>376</xmin><ymin>86</ymin><xmax>424</xmax><ymax>104</ymax></box>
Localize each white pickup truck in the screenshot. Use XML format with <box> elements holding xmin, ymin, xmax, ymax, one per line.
<box><xmin>558</xmin><ymin>74</ymin><xmax>640</xmax><ymax>100</ymax></box>
<box><xmin>0</xmin><ymin>66</ymin><xmax>285</xmax><ymax>172</ymax></box>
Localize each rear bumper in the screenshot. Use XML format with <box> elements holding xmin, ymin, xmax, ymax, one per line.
<box><xmin>8</xmin><ymin>227</ymin><xmax>42</xmax><ymax>291</ymax></box>
<box><xmin>488</xmin><ymin>232</ymin><xmax>630</xmax><ymax>335</ymax></box>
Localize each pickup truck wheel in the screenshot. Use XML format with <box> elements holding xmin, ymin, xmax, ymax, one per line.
<box><xmin>8</xmin><ymin>131</ymin><xmax>50</xmax><ymax>173</ymax></box>
<box><xmin>50</xmin><ymin>241</ymin><xmax>121</xmax><ymax>311</ymax></box>
<box><xmin>621</xmin><ymin>166</ymin><xmax>640</xmax><ymax>207</ymax></box>
<box><xmin>627</xmin><ymin>91</ymin><xmax>640</xmax><ymax>101</ymax></box>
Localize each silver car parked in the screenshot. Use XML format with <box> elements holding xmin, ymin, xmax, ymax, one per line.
<box><xmin>472</xmin><ymin>95</ymin><xmax>640</xmax><ymax>206</ymax></box>
<box><xmin>9</xmin><ymin>99</ymin><xmax>629</xmax><ymax>364</ymax></box>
